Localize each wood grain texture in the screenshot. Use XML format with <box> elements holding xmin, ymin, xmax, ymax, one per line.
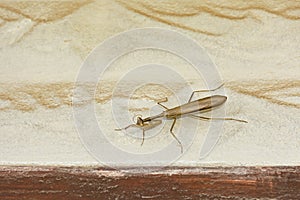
<box><xmin>117</xmin><ymin>0</ymin><xmax>300</xmax><ymax>35</ymax></box>
<box><xmin>1</xmin><ymin>80</ymin><xmax>299</xmax><ymax>112</ymax></box>
<box><xmin>0</xmin><ymin>0</ymin><xmax>92</xmax><ymax>47</ymax></box>
<box><xmin>0</xmin><ymin>166</ymin><xmax>299</xmax><ymax>199</ymax></box>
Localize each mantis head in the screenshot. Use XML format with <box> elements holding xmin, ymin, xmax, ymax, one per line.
<box><xmin>115</xmin><ymin>114</ymin><xmax>162</xmax><ymax>131</ymax></box>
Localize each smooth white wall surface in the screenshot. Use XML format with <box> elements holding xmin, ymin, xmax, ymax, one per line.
<box><xmin>0</xmin><ymin>0</ymin><xmax>299</xmax><ymax>166</ymax></box>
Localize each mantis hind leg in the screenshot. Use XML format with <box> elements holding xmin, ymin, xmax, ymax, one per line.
<box><xmin>169</xmin><ymin>118</ymin><xmax>183</xmax><ymax>153</ymax></box>
<box><xmin>188</xmin><ymin>83</ymin><xmax>224</xmax><ymax>102</ymax></box>
<box><xmin>189</xmin><ymin>114</ymin><xmax>248</xmax><ymax>123</ymax></box>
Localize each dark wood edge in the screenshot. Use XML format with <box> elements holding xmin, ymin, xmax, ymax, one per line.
<box><xmin>0</xmin><ymin>166</ymin><xmax>299</xmax><ymax>199</ymax></box>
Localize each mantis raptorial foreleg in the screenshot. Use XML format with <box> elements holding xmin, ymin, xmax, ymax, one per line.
<box><xmin>141</xmin><ymin>129</ymin><xmax>145</xmax><ymax>146</ymax></box>
<box><xmin>116</xmin><ymin>119</ymin><xmax>162</xmax><ymax>146</ymax></box>
<box><xmin>115</xmin><ymin>124</ymin><xmax>139</xmax><ymax>131</ymax></box>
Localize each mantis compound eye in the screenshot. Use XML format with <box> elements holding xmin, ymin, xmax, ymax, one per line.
<box><xmin>132</xmin><ymin>114</ymin><xmax>143</xmax><ymax>124</ymax></box>
<box><xmin>136</xmin><ymin>117</ymin><xmax>144</xmax><ymax>126</ymax></box>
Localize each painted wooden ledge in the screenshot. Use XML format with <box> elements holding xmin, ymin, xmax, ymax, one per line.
<box><xmin>0</xmin><ymin>166</ymin><xmax>299</xmax><ymax>199</ymax></box>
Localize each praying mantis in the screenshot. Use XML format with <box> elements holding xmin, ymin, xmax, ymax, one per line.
<box><xmin>115</xmin><ymin>84</ymin><xmax>247</xmax><ymax>153</ymax></box>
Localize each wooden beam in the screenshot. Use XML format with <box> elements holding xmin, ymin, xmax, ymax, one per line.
<box><xmin>0</xmin><ymin>166</ymin><xmax>299</xmax><ymax>199</ymax></box>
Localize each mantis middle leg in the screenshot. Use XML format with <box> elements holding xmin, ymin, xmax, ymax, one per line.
<box><xmin>157</xmin><ymin>97</ymin><xmax>169</xmax><ymax>110</ymax></box>
<box><xmin>188</xmin><ymin>83</ymin><xmax>224</xmax><ymax>102</ymax></box>
<box><xmin>169</xmin><ymin>118</ymin><xmax>183</xmax><ymax>153</ymax></box>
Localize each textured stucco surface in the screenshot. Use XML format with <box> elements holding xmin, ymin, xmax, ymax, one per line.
<box><xmin>0</xmin><ymin>0</ymin><xmax>299</xmax><ymax>166</ymax></box>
